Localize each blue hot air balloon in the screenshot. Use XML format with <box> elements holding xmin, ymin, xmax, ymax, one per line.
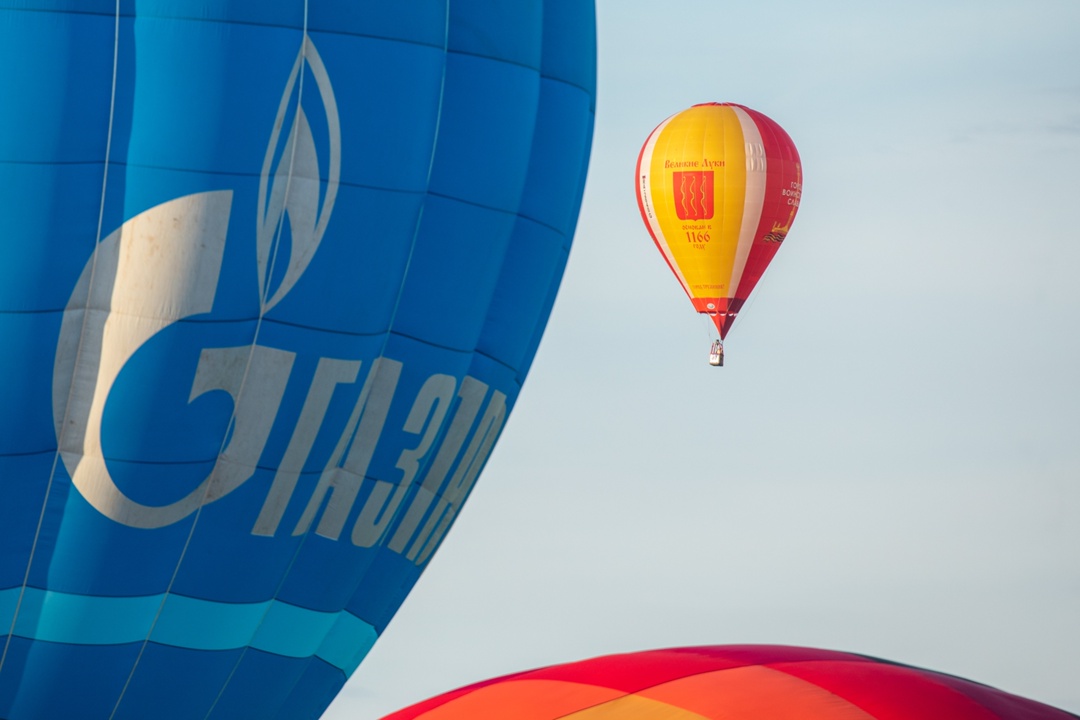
<box><xmin>0</xmin><ymin>2</ymin><xmax>596</xmax><ymax>718</ymax></box>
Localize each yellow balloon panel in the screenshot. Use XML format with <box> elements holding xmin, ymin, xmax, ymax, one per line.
<box><xmin>640</xmin><ymin>105</ymin><xmax>747</xmax><ymax>301</ymax></box>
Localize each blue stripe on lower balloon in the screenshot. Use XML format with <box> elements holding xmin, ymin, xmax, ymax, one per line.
<box><xmin>0</xmin><ymin>587</ymin><xmax>377</xmax><ymax>674</ymax></box>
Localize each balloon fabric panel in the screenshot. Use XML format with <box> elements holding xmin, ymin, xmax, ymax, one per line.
<box><xmin>775</xmin><ymin>660</ymin><xmax>1027</xmax><ymax>720</ymax></box>
<box><xmin>387</xmin><ymin>679</ymin><xmax>626</xmax><ymax>720</ymax></box>
<box><xmin>730</xmin><ymin>107</ymin><xmax>802</xmax><ymax>318</ymax></box>
<box><xmin>0</xmin><ymin>1</ymin><xmax>596</xmax><ymax>719</ymax></box>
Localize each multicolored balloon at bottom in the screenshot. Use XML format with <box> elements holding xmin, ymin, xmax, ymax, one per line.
<box><xmin>381</xmin><ymin>645</ymin><xmax>1075</xmax><ymax>720</ymax></box>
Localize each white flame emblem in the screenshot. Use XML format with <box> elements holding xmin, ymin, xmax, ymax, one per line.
<box><xmin>53</xmin><ymin>34</ymin><xmax>342</xmax><ymax>528</ymax></box>
<box><xmin>258</xmin><ymin>35</ymin><xmax>340</xmax><ymax>312</ymax></box>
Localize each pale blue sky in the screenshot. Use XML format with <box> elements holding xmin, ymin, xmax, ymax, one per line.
<box><xmin>328</xmin><ymin>1</ymin><xmax>1080</xmax><ymax>716</ymax></box>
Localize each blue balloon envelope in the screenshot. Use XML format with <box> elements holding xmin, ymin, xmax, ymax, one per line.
<box><xmin>0</xmin><ymin>2</ymin><xmax>595</xmax><ymax>718</ymax></box>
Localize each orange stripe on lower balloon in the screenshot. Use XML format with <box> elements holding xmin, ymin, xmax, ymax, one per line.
<box><xmin>636</xmin><ymin>665</ymin><xmax>879</xmax><ymax>719</ymax></box>
<box><xmin>399</xmin><ymin>679</ymin><xmax>625</xmax><ymax>719</ymax></box>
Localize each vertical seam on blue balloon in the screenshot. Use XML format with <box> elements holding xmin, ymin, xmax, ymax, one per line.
<box><xmin>348</xmin><ymin>0</ymin><xmax>451</xmax><ymax>542</ymax></box>
<box><xmin>101</xmin><ymin>7</ymin><xmax>319</xmax><ymax>718</ymax></box>
<box><xmin>192</xmin><ymin>3</ymin><xmax>339</xmax><ymax>716</ymax></box>
<box><xmin>301</xmin><ymin>0</ymin><xmax>454</xmax><ymax>666</ymax></box>
<box><xmin>209</xmin><ymin>8</ymin><xmax>457</xmax><ymax>715</ymax></box>
<box><xmin>379</xmin><ymin>8</ymin><xmax>450</xmax><ymax>350</ymax></box>
<box><xmin>249</xmin><ymin>8</ymin><xmax>456</xmax><ymax>715</ymax></box>
<box><xmin>203</xmin><ymin>20</ymin><xmax>332</xmax><ymax>720</ymax></box>
<box><xmin>210</xmin><ymin>8</ymin><xmax>455</xmax><ymax>716</ymax></box>
<box><xmin>0</xmin><ymin>0</ymin><xmax>123</xmax><ymax>684</ymax></box>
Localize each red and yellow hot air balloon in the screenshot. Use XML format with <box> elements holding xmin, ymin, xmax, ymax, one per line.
<box><xmin>636</xmin><ymin>103</ymin><xmax>801</xmax><ymax>364</ymax></box>
<box><xmin>380</xmin><ymin>645</ymin><xmax>1075</xmax><ymax>720</ymax></box>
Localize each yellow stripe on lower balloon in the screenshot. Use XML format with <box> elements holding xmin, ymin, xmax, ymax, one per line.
<box><xmin>562</xmin><ymin>693</ymin><xmax>710</xmax><ymax>719</ymax></box>
<box><xmin>404</xmin><ymin>679</ymin><xmax>625</xmax><ymax>719</ymax></box>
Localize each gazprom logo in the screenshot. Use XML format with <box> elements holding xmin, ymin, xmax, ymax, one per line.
<box><xmin>51</xmin><ymin>35</ymin><xmax>504</xmax><ymax>566</ymax></box>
